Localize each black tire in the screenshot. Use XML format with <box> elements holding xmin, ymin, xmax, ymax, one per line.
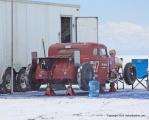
<box><xmin>1</xmin><ymin>68</ymin><xmax>16</xmax><ymax>93</ymax></box>
<box><xmin>16</xmin><ymin>67</ymin><xmax>31</xmax><ymax>92</ymax></box>
<box><xmin>124</xmin><ymin>63</ymin><xmax>136</xmax><ymax>85</ymax></box>
<box><xmin>27</xmin><ymin>65</ymin><xmax>41</xmax><ymax>91</ymax></box>
<box><xmin>77</xmin><ymin>63</ymin><xmax>94</xmax><ymax>91</ymax></box>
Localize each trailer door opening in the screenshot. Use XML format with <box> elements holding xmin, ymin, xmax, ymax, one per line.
<box><xmin>61</xmin><ymin>17</ymin><xmax>72</xmax><ymax>43</ymax></box>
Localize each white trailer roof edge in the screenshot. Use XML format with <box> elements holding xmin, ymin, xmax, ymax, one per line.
<box><xmin>0</xmin><ymin>0</ymin><xmax>80</xmax><ymax>8</ymax></box>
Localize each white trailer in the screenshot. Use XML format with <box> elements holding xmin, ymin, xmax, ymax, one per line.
<box><xmin>0</xmin><ymin>0</ymin><xmax>98</xmax><ymax>93</ymax></box>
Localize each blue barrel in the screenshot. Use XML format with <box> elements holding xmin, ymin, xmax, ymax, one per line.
<box><xmin>89</xmin><ymin>80</ymin><xmax>99</xmax><ymax>97</ymax></box>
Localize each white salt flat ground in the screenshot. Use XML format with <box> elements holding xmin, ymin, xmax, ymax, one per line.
<box><xmin>0</xmin><ymin>83</ymin><xmax>149</xmax><ymax>120</ymax></box>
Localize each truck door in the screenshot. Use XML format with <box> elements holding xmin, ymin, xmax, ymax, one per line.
<box><xmin>76</xmin><ymin>17</ymin><xmax>98</xmax><ymax>43</ymax></box>
<box><xmin>97</xmin><ymin>47</ymin><xmax>109</xmax><ymax>83</ymax></box>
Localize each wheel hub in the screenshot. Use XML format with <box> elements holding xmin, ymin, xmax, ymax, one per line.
<box><xmin>20</xmin><ymin>74</ymin><xmax>27</xmax><ymax>89</ymax></box>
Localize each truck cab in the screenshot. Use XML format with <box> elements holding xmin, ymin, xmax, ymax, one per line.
<box><xmin>47</xmin><ymin>43</ymin><xmax>110</xmax><ymax>87</ymax></box>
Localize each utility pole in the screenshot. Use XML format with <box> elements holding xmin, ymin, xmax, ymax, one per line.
<box><xmin>11</xmin><ymin>0</ymin><xmax>14</xmax><ymax>94</ymax></box>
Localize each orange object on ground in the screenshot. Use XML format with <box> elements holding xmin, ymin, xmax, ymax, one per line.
<box><xmin>45</xmin><ymin>86</ymin><xmax>56</xmax><ymax>96</ymax></box>
<box><xmin>109</xmin><ymin>83</ymin><xmax>116</xmax><ymax>92</ymax></box>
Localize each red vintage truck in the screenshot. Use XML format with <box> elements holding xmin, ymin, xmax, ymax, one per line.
<box><xmin>15</xmin><ymin>42</ymin><xmax>136</xmax><ymax>94</ymax></box>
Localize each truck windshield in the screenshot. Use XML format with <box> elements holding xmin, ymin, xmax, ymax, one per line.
<box><xmin>100</xmin><ymin>48</ymin><xmax>107</xmax><ymax>56</ymax></box>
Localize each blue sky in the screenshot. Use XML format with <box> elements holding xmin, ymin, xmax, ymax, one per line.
<box><xmin>40</xmin><ymin>0</ymin><xmax>149</xmax><ymax>25</ymax></box>
<box><xmin>36</xmin><ymin>0</ymin><xmax>149</xmax><ymax>55</ymax></box>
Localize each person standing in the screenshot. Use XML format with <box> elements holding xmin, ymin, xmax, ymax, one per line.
<box><xmin>109</xmin><ymin>49</ymin><xmax>123</xmax><ymax>92</ymax></box>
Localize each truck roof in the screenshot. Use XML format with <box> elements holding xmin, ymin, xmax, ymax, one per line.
<box><xmin>48</xmin><ymin>42</ymin><xmax>107</xmax><ymax>58</ymax></box>
<box><xmin>49</xmin><ymin>42</ymin><xmax>107</xmax><ymax>49</ymax></box>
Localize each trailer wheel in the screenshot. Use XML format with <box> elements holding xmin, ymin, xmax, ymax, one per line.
<box><xmin>27</xmin><ymin>64</ymin><xmax>41</xmax><ymax>91</ymax></box>
<box><xmin>16</xmin><ymin>67</ymin><xmax>31</xmax><ymax>92</ymax></box>
<box><xmin>1</xmin><ymin>68</ymin><xmax>16</xmax><ymax>93</ymax></box>
<box><xmin>77</xmin><ymin>63</ymin><xmax>94</xmax><ymax>91</ymax></box>
<box><xmin>124</xmin><ymin>63</ymin><xmax>136</xmax><ymax>85</ymax></box>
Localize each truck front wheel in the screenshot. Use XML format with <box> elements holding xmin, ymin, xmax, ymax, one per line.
<box><xmin>77</xmin><ymin>63</ymin><xmax>94</xmax><ymax>91</ymax></box>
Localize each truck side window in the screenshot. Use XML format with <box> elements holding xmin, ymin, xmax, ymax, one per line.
<box><xmin>93</xmin><ymin>48</ymin><xmax>98</xmax><ymax>56</ymax></box>
<box><xmin>99</xmin><ymin>48</ymin><xmax>107</xmax><ymax>56</ymax></box>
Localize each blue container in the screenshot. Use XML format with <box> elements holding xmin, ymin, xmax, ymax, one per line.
<box><xmin>89</xmin><ymin>80</ymin><xmax>99</xmax><ymax>97</ymax></box>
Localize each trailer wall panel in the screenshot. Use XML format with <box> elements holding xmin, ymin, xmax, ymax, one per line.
<box><xmin>0</xmin><ymin>1</ymin><xmax>11</xmax><ymax>69</ymax></box>
<box><xmin>0</xmin><ymin>1</ymin><xmax>80</xmax><ymax>72</ymax></box>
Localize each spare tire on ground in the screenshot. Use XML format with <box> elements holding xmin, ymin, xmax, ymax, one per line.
<box><xmin>77</xmin><ymin>63</ymin><xmax>94</xmax><ymax>91</ymax></box>
<box><xmin>124</xmin><ymin>63</ymin><xmax>136</xmax><ymax>85</ymax></box>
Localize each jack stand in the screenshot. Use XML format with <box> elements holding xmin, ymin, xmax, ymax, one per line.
<box><xmin>45</xmin><ymin>84</ymin><xmax>56</xmax><ymax>96</ymax></box>
<box><xmin>109</xmin><ymin>83</ymin><xmax>116</xmax><ymax>92</ymax></box>
<box><xmin>65</xmin><ymin>85</ymin><xmax>76</xmax><ymax>96</ymax></box>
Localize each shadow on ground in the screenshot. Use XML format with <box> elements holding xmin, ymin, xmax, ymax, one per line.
<box><xmin>0</xmin><ymin>88</ymin><xmax>149</xmax><ymax>100</ymax></box>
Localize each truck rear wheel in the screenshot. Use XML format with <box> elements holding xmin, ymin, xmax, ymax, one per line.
<box><xmin>1</xmin><ymin>68</ymin><xmax>16</xmax><ymax>93</ymax></box>
<box><xmin>16</xmin><ymin>67</ymin><xmax>31</xmax><ymax>92</ymax></box>
<box><xmin>124</xmin><ymin>63</ymin><xmax>136</xmax><ymax>85</ymax></box>
<box><xmin>77</xmin><ymin>63</ymin><xmax>94</xmax><ymax>91</ymax></box>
